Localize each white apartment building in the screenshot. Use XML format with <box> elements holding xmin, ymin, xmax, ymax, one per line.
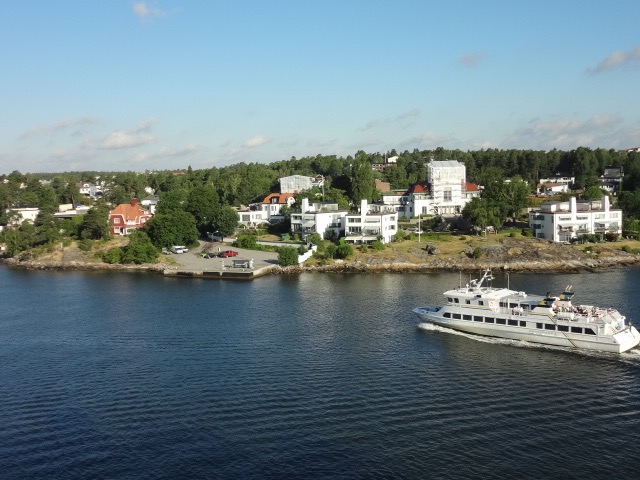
<box><xmin>528</xmin><ymin>195</ymin><xmax>622</xmax><ymax>242</ymax></box>
<box><xmin>290</xmin><ymin>198</ymin><xmax>346</xmax><ymax>239</ymax></box>
<box><xmin>344</xmin><ymin>200</ymin><xmax>398</xmax><ymax>244</ymax></box>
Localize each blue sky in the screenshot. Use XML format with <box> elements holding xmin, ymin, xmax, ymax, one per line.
<box><xmin>1</xmin><ymin>1</ymin><xmax>639</xmax><ymax>174</ymax></box>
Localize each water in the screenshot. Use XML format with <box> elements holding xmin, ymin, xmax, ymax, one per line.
<box><xmin>1</xmin><ymin>267</ymin><xmax>639</xmax><ymax>479</ymax></box>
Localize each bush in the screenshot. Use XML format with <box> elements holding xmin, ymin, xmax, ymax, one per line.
<box><xmin>521</xmin><ymin>228</ymin><xmax>533</xmax><ymax>237</ymax></box>
<box><xmin>102</xmin><ymin>247</ymin><xmax>123</xmax><ymax>264</ymax></box>
<box><xmin>278</xmin><ymin>246</ymin><xmax>298</xmax><ymax>266</ymax></box>
<box><xmin>78</xmin><ymin>239</ymin><xmax>93</xmax><ymax>252</ymax></box>
<box><xmin>472</xmin><ymin>247</ymin><xmax>483</xmax><ymax>259</ymax></box>
<box><xmin>297</xmin><ymin>245</ymin><xmax>307</xmax><ymax>255</ymax></box>
<box><xmin>509</xmin><ymin>232</ymin><xmax>516</xmax><ymax>238</ymax></box>
<box><xmin>335</xmin><ymin>243</ymin><xmax>354</xmax><ymax>259</ymax></box>
<box><xmin>371</xmin><ymin>240</ymin><xmax>385</xmax><ymax>251</ymax></box>
<box><xmin>605</xmin><ymin>232</ymin><xmax>619</xmax><ymax>242</ymax></box>
<box><xmin>234</xmin><ymin>234</ymin><xmax>259</xmax><ymax>249</ymax></box>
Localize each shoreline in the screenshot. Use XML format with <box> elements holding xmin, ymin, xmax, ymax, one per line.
<box><xmin>3</xmin><ymin>252</ymin><xmax>640</xmax><ymax>276</ymax></box>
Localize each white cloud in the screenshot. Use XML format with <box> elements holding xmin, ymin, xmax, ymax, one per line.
<box><xmin>244</xmin><ymin>135</ymin><xmax>271</xmax><ymax>147</ymax></box>
<box><xmin>100</xmin><ymin>119</ymin><xmax>157</xmax><ymax>149</ymax></box>
<box><xmin>19</xmin><ymin>117</ymin><xmax>99</xmax><ymax>139</ymax></box>
<box><xmin>501</xmin><ymin>114</ymin><xmax>630</xmax><ymax>149</ymax></box>
<box><xmin>133</xmin><ymin>2</ymin><xmax>167</xmax><ymax>19</ymax></box>
<box><xmin>589</xmin><ymin>46</ymin><xmax>640</xmax><ymax>73</ymax></box>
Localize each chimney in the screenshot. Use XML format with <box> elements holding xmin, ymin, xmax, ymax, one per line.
<box><xmin>302</xmin><ymin>197</ymin><xmax>309</xmax><ymax>213</ymax></box>
<box><xmin>602</xmin><ymin>194</ymin><xmax>610</xmax><ymax>211</ymax></box>
<box><xmin>569</xmin><ymin>196</ymin><xmax>576</xmax><ymax>213</ymax></box>
<box><xmin>360</xmin><ymin>199</ymin><xmax>368</xmax><ymax>214</ymax></box>
<box><xmin>130</xmin><ymin>198</ymin><xmax>138</xmax><ymax>207</ymax></box>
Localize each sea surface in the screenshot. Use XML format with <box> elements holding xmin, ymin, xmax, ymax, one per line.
<box><xmin>1</xmin><ymin>266</ymin><xmax>639</xmax><ymax>479</ymax></box>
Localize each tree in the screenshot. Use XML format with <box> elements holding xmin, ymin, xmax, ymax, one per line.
<box><xmin>144</xmin><ymin>211</ymin><xmax>198</xmax><ymax>248</ymax></box>
<box><xmin>278</xmin><ymin>246</ymin><xmax>298</xmax><ymax>266</ymax></box>
<box><xmin>350</xmin><ymin>154</ymin><xmax>374</xmax><ymax>204</ymax></box>
<box><xmin>156</xmin><ymin>189</ymin><xmax>189</xmax><ymax>214</ymax></box>
<box><xmin>185</xmin><ymin>185</ymin><xmax>219</xmax><ymax>234</ymax></box>
<box><xmin>121</xmin><ymin>231</ymin><xmax>159</xmax><ymax>264</ymax></box>
<box><xmin>210</xmin><ymin>206</ymin><xmax>239</xmax><ymax>237</ymax></box>
<box><xmin>79</xmin><ymin>204</ymin><xmax>110</xmax><ymax>240</ymax></box>
<box><xmin>583</xmin><ymin>186</ymin><xmax>605</xmax><ymax>201</ymax></box>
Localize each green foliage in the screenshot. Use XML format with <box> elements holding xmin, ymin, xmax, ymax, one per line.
<box><xmin>335</xmin><ymin>243</ymin><xmax>354</xmax><ymax>259</ymax></box>
<box><xmin>234</xmin><ymin>234</ymin><xmax>258</xmax><ymax>249</ymax></box>
<box><xmin>297</xmin><ymin>245</ymin><xmax>307</xmax><ymax>255</ymax></box>
<box><xmin>371</xmin><ymin>240</ymin><xmax>384</xmax><ymax>251</ymax></box>
<box><xmin>101</xmin><ymin>247</ymin><xmax>123</xmax><ymax>264</ymax></box>
<box><xmin>521</xmin><ymin>228</ymin><xmax>533</xmax><ymax>237</ymax></box>
<box><xmin>144</xmin><ymin>211</ymin><xmax>198</xmax><ymax>248</ymax></box>
<box><xmin>350</xmin><ymin>153</ymin><xmax>375</xmax><ymax>204</ymax></box>
<box><xmin>278</xmin><ymin>246</ymin><xmax>299</xmax><ymax>266</ymax></box>
<box><xmin>583</xmin><ymin>186</ymin><xmax>605</xmax><ymax>201</ymax></box>
<box><xmin>78</xmin><ymin>239</ymin><xmax>93</xmax><ymax>252</ymax></box>
<box><xmin>121</xmin><ymin>231</ymin><xmax>159</xmax><ymax>264</ymax></box>
<box><xmin>79</xmin><ymin>204</ymin><xmax>110</xmax><ymax>240</ymax></box>
<box><xmin>472</xmin><ymin>247</ymin><xmax>483</xmax><ymax>259</ymax></box>
<box><xmin>210</xmin><ymin>206</ymin><xmax>239</xmax><ymax>237</ymax></box>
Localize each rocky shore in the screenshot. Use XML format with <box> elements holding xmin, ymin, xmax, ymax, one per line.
<box><xmin>3</xmin><ymin>236</ymin><xmax>640</xmax><ymax>276</ymax></box>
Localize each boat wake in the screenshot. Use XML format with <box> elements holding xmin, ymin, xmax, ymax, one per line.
<box><xmin>417</xmin><ymin>322</ymin><xmax>640</xmax><ymax>362</ymax></box>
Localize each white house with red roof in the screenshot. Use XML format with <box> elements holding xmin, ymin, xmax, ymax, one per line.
<box><xmin>108</xmin><ymin>199</ymin><xmax>152</xmax><ymax>236</ymax></box>
<box><xmin>381</xmin><ymin>160</ymin><xmax>480</xmax><ymax>218</ymax></box>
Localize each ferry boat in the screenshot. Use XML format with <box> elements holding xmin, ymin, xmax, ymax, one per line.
<box><xmin>412</xmin><ymin>270</ymin><xmax>640</xmax><ymax>353</ymax></box>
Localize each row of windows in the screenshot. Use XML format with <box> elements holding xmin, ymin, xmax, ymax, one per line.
<box><xmin>444</xmin><ymin>312</ymin><xmax>526</xmax><ymax>327</ymax></box>
<box><xmin>536</xmin><ymin>323</ymin><xmax>595</xmax><ymax>335</ymax></box>
<box><xmin>448</xmin><ymin>298</ymin><xmax>530</xmax><ymax>310</ymax></box>
<box><xmin>443</xmin><ymin>312</ymin><xmax>596</xmax><ymax>335</ymax></box>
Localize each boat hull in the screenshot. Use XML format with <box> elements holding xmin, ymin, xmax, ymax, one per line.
<box><xmin>413</xmin><ymin>307</ymin><xmax>640</xmax><ymax>354</ymax></box>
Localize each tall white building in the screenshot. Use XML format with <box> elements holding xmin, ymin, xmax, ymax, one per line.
<box><xmin>382</xmin><ymin>160</ymin><xmax>480</xmax><ymax>218</ymax></box>
<box><xmin>290</xmin><ymin>198</ymin><xmax>347</xmax><ymax>240</ymax></box>
<box><xmin>528</xmin><ymin>195</ymin><xmax>622</xmax><ymax>242</ymax></box>
<box><xmin>279</xmin><ymin>175</ymin><xmax>325</xmax><ymax>194</ymax></box>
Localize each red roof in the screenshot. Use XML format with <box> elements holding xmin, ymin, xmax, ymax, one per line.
<box><xmin>464</xmin><ymin>182</ymin><xmax>480</xmax><ymax>191</ymax></box>
<box><xmin>109</xmin><ymin>200</ymin><xmax>151</xmax><ymax>222</ymax></box>
<box><xmin>407</xmin><ymin>183</ymin><xmax>430</xmax><ymax>194</ymax></box>
<box><xmin>262</xmin><ymin>193</ymin><xmax>294</xmax><ymax>204</ymax></box>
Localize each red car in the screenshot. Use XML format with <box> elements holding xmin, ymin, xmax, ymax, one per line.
<box><xmin>218</xmin><ymin>250</ymin><xmax>239</xmax><ymax>258</ymax></box>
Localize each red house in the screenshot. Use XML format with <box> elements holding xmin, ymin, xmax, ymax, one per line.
<box><xmin>109</xmin><ymin>199</ymin><xmax>152</xmax><ymax>236</ymax></box>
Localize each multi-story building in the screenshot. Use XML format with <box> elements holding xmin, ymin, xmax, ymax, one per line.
<box><xmin>290</xmin><ymin>198</ymin><xmax>347</xmax><ymax>240</ymax></box>
<box><xmin>381</xmin><ymin>160</ymin><xmax>480</xmax><ymax>218</ymax></box>
<box><xmin>528</xmin><ymin>195</ymin><xmax>622</xmax><ymax>242</ymax></box>
<box><xmin>279</xmin><ymin>175</ymin><xmax>325</xmax><ymax>194</ymax></box>
<box><xmin>108</xmin><ymin>199</ymin><xmax>152</xmax><ymax>236</ymax></box>
<box><xmin>343</xmin><ymin>200</ymin><xmax>398</xmax><ymax>244</ymax></box>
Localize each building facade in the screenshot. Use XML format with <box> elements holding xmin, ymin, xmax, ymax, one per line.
<box><xmin>528</xmin><ymin>195</ymin><xmax>622</xmax><ymax>242</ymax></box>
<box><xmin>109</xmin><ymin>199</ymin><xmax>152</xmax><ymax>236</ymax></box>
<box><xmin>343</xmin><ymin>200</ymin><xmax>398</xmax><ymax>244</ymax></box>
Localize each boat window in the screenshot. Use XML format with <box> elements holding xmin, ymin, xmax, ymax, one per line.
<box><xmin>443</xmin><ymin>312</ymin><xmax>451</xmax><ymax>318</ymax></box>
<box><xmin>536</xmin><ymin>323</ymin><xmax>543</xmax><ymax>329</ymax></box>
<box><xmin>496</xmin><ymin>318</ymin><xmax>506</xmax><ymax>325</ymax></box>
<box><xmin>500</xmin><ymin>302</ymin><xmax>507</xmax><ymax>307</ymax></box>
<box><xmin>465</xmin><ymin>300</ymin><xmax>471</xmax><ymax>305</ymax></box>
<box><xmin>452</xmin><ymin>313</ymin><xmax>461</xmax><ymax>319</ymax></box>
<box><xmin>584</xmin><ymin>328</ymin><xmax>596</xmax><ymax>336</ymax></box>
<box><xmin>544</xmin><ymin>324</ymin><xmax>556</xmax><ymax>330</ymax></box>
<box><xmin>571</xmin><ymin>326</ymin><xmax>582</xmax><ymax>334</ymax></box>
<box><xmin>485</xmin><ymin>317</ymin><xmax>495</xmax><ymax>323</ymax></box>
<box><xmin>557</xmin><ymin>325</ymin><xmax>569</xmax><ymax>332</ymax></box>
<box><xmin>508</xmin><ymin>319</ymin><xmax>518</xmax><ymax>326</ymax></box>
<box><xmin>463</xmin><ymin>314</ymin><xmax>472</xmax><ymax>320</ymax></box>
<box><xmin>519</xmin><ymin>321</ymin><xmax>527</xmax><ymax>327</ymax></box>
<box><xmin>509</xmin><ymin>303</ymin><xmax>518</xmax><ymax>308</ymax></box>
<box><xmin>473</xmin><ymin>316</ymin><xmax>483</xmax><ymax>322</ymax></box>
<box><xmin>447</xmin><ymin>297</ymin><xmax>453</xmax><ymax>303</ymax></box>
<box><xmin>478</xmin><ymin>301</ymin><xmax>484</xmax><ymax>306</ymax></box>
<box><xmin>454</xmin><ymin>298</ymin><xmax>459</xmax><ymax>303</ymax></box>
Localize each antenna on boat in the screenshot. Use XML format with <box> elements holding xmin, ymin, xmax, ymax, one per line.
<box><xmin>459</xmin><ymin>271</ymin><xmax>462</xmax><ymax>288</ymax></box>
<box><xmin>507</xmin><ymin>272</ymin><xmax>510</xmax><ymax>290</ymax></box>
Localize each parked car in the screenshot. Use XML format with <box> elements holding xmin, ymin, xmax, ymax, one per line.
<box><xmin>171</xmin><ymin>245</ymin><xmax>188</xmax><ymax>254</ymax></box>
<box><xmin>218</xmin><ymin>250</ymin><xmax>238</xmax><ymax>258</ymax></box>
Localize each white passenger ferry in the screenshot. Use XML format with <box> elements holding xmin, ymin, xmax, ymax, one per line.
<box><xmin>413</xmin><ymin>270</ymin><xmax>640</xmax><ymax>353</ymax></box>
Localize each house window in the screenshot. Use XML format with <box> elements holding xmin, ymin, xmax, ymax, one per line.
<box><xmin>443</xmin><ymin>187</ymin><xmax>452</xmax><ymax>202</ymax></box>
<box><xmin>113</xmin><ymin>218</ymin><xmax>120</xmax><ymax>224</ymax></box>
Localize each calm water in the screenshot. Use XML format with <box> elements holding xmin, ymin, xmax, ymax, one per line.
<box><xmin>1</xmin><ymin>266</ymin><xmax>639</xmax><ymax>479</ymax></box>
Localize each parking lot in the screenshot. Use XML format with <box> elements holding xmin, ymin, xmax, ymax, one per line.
<box><xmin>165</xmin><ymin>241</ymin><xmax>279</xmax><ymax>273</ymax></box>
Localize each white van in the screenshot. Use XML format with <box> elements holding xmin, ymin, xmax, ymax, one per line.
<box><xmin>171</xmin><ymin>245</ymin><xmax>188</xmax><ymax>254</ymax></box>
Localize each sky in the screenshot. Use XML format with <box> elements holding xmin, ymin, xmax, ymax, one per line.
<box><xmin>1</xmin><ymin>1</ymin><xmax>639</xmax><ymax>175</ymax></box>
